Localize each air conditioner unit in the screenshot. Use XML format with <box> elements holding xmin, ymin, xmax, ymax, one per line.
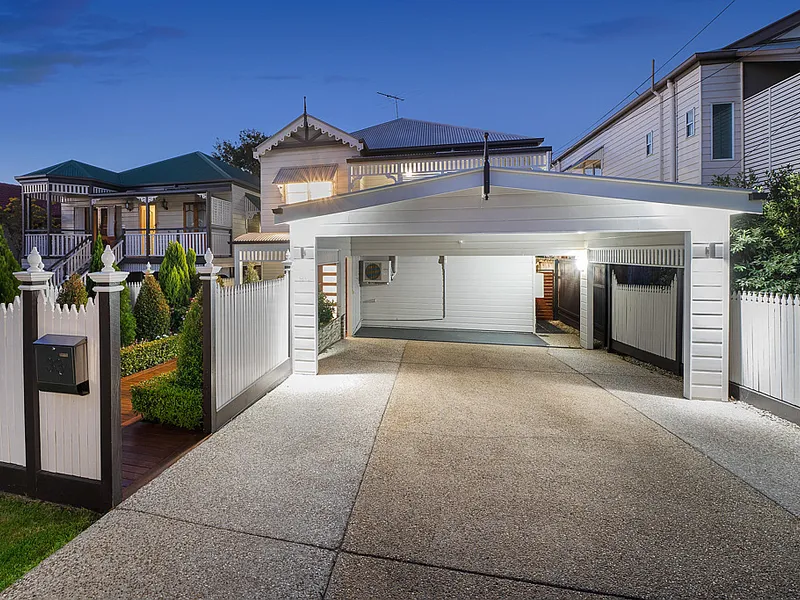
<box><xmin>360</xmin><ymin>258</ymin><xmax>395</xmax><ymax>285</ymax></box>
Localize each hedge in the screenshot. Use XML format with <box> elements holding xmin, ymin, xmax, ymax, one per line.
<box><xmin>120</xmin><ymin>335</ymin><xmax>179</xmax><ymax>377</ymax></box>
<box><xmin>130</xmin><ymin>372</ymin><xmax>203</xmax><ymax>429</ymax></box>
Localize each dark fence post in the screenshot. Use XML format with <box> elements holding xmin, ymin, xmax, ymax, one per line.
<box><xmin>88</xmin><ymin>245</ymin><xmax>129</xmax><ymax>510</ymax></box>
<box><xmin>14</xmin><ymin>248</ymin><xmax>54</xmax><ymax>497</ymax></box>
<box><xmin>197</xmin><ymin>249</ymin><xmax>221</xmax><ymax>435</ymax></box>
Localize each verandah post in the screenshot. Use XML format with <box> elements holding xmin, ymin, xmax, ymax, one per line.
<box><xmin>198</xmin><ymin>248</ymin><xmax>221</xmax><ymax>434</ymax></box>
<box><xmin>14</xmin><ymin>248</ymin><xmax>54</xmax><ymax>496</ymax></box>
<box><xmin>88</xmin><ymin>245</ymin><xmax>129</xmax><ymax>509</ymax></box>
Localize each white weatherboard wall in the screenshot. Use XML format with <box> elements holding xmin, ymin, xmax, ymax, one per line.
<box><xmin>0</xmin><ymin>297</ymin><xmax>25</xmax><ymax>467</ymax></box>
<box><xmin>360</xmin><ymin>256</ymin><xmax>534</xmax><ymax>332</ymax></box>
<box><xmin>38</xmin><ymin>297</ymin><xmax>101</xmax><ymax>480</ymax></box>
<box><xmin>730</xmin><ymin>292</ymin><xmax>800</xmax><ymax>408</ymax></box>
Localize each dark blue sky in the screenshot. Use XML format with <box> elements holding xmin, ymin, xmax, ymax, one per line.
<box><xmin>0</xmin><ymin>0</ymin><xmax>796</xmax><ymax>183</ymax></box>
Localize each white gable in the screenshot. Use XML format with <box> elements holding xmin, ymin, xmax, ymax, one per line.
<box><xmin>254</xmin><ymin>114</ymin><xmax>363</xmax><ymax>156</ymax></box>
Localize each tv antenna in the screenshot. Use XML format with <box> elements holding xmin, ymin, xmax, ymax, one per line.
<box><xmin>377</xmin><ymin>91</ymin><xmax>405</xmax><ymax>119</ymax></box>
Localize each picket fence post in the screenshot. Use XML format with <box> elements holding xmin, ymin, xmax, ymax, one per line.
<box><xmin>198</xmin><ymin>249</ymin><xmax>221</xmax><ymax>435</ymax></box>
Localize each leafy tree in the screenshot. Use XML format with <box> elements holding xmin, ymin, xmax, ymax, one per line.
<box><xmin>712</xmin><ymin>166</ymin><xmax>800</xmax><ymax>294</ymax></box>
<box><xmin>212</xmin><ymin>129</ymin><xmax>268</xmax><ymax>176</ymax></box>
<box><xmin>318</xmin><ymin>291</ymin><xmax>335</xmax><ymax>327</ymax></box>
<box><xmin>186</xmin><ymin>248</ymin><xmax>200</xmax><ymax>296</ymax></box>
<box><xmin>133</xmin><ymin>274</ymin><xmax>170</xmax><ymax>341</ymax></box>
<box><xmin>243</xmin><ymin>263</ymin><xmax>260</xmax><ymax>284</ymax></box>
<box><xmin>56</xmin><ymin>273</ymin><xmax>88</xmax><ymax>307</ymax></box>
<box><xmin>159</xmin><ymin>241</ymin><xmax>192</xmax><ymax>309</ymax></box>
<box><xmin>0</xmin><ymin>196</ymin><xmax>49</xmax><ymax>260</ymax></box>
<box><xmin>177</xmin><ymin>290</ymin><xmax>203</xmax><ymax>389</ymax></box>
<box><xmin>0</xmin><ymin>225</ymin><xmax>21</xmax><ymax>304</ymax></box>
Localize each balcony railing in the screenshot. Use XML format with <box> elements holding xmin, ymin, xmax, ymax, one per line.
<box><xmin>24</xmin><ymin>231</ymin><xmax>90</xmax><ymax>257</ymax></box>
<box><xmin>123</xmin><ymin>228</ymin><xmax>232</xmax><ymax>257</ymax></box>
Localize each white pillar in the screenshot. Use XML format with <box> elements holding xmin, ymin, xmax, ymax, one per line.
<box><xmin>579</xmin><ymin>253</ymin><xmax>593</xmax><ymax>350</ymax></box>
<box><xmin>289</xmin><ymin>224</ymin><xmax>318</xmax><ymax>375</ymax></box>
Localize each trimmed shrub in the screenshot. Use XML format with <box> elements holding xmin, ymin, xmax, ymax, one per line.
<box><xmin>119</xmin><ymin>281</ymin><xmax>137</xmax><ymax>347</ymax></box>
<box><xmin>56</xmin><ymin>274</ymin><xmax>88</xmax><ymax>307</ymax></box>
<box><xmin>177</xmin><ymin>290</ymin><xmax>203</xmax><ymax>388</ymax></box>
<box><xmin>120</xmin><ymin>335</ymin><xmax>179</xmax><ymax>377</ymax></box>
<box><xmin>133</xmin><ymin>274</ymin><xmax>170</xmax><ymax>341</ymax></box>
<box><xmin>131</xmin><ymin>372</ymin><xmax>203</xmax><ymax>429</ymax></box>
<box><xmin>243</xmin><ymin>263</ymin><xmax>260</xmax><ymax>284</ymax></box>
<box><xmin>0</xmin><ymin>225</ymin><xmax>21</xmax><ymax>304</ymax></box>
<box><xmin>318</xmin><ymin>291</ymin><xmax>335</xmax><ymax>327</ymax></box>
<box><xmin>186</xmin><ymin>248</ymin><xmax>200</xmax><ymax>296</ymax></box>
<box><xmin>85</xmin><ymin>236</ymin><xmax>104</xmax><ymax>296</ymax></box>
<box><xmin>159</xmin><ymin>241</ymin><xmax>191</xmax><ymax>309</ymax></box>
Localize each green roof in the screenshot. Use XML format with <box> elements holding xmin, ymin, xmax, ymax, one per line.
<box><xmin>17</xmin><ymin>152</ymin><xmax>259</xmax><ymax>191</ymax></box>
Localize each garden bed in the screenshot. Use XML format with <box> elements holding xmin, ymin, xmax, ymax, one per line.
<box><xmin>120</xmin><ymin>335</ymin><xmax>179</xmax><ymax>377</ymax></box>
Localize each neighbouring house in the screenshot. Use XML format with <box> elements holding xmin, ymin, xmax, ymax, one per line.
<box><xmin>253</xmin><ymin>110</ymin><xmax>761</xmax><ymax>403</ymax></box>
<box><xmin>15</xmin><ymin>152</ymin><xmax>260</xmax><ymax>284</ymax></box>
<box><xmin>553</xmin><ymin>9</ymin><xmax>800</xmax><ymax>183</ymax></box>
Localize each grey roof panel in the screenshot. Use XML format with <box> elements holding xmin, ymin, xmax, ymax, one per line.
<box><xmin>350</xmin><ymin>118</ymin><xmax>538</xmax><ymax>150</ymax></box>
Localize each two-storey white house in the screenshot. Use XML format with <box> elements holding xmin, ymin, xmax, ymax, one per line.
<box><xmin>553</xmin><ymin>9</ymin><xmax>800</xmax><ymax>183</ymax></box>
<box><xmin>245</xmin><ymin>110</ymin><xmax>760</xmax><ymax>404</ymax></box>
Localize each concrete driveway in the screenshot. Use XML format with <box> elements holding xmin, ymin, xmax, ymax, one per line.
<box><xmin>5</xmin><ymin>339</ymin><xmax>800</xmax><ymax>599</ymax></box>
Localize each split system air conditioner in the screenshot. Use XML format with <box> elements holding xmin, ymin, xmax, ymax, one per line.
<box><xmin>359</xmin><ymin>257</ymin><xmax>397</xmax><ymax>285</ymax></box>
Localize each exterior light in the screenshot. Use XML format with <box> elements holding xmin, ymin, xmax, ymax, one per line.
<box><xmin>575</xmin><ymin>253</ymin><xmax>588</xmax><ymax>272</ymax></box>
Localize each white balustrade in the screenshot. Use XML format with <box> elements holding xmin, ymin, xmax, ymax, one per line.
<box><xmin>123</xmin><ymin>231</ymin><xmax>209</xmax><ymax>256</ymax></box>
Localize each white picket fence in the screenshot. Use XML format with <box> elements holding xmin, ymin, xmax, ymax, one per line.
<box><xmin>37</xmin><ymin>296</ymin><xmax>101</xmax><ymax>480</ymax></box>
<box><xmin>128</xmin><ymin>281</ymin><xmax>142</xmax><ymax>308</ymax></box>
<box><xmin>730</xmin><ymin>292</ymin><xmax>800</xmax><ymax>408</ymax></box>
<box><xmin>611</xmin><ymin>274</ymin><xmax>679</xmax><ymax>360</ymax></box>
<box><xmin>0</xmin><ymin>297</ymin><xmax>25</xmax><ymax>467</ymax></box>
<box><xmin>44</xmin><ymin>279</ymin><xmax>143</xmax><ymax>308</ymax></box>
<box><xmin>214</xmin><ymin>276</ymin><xmax>289</xmax><ymax>410</ymax></box>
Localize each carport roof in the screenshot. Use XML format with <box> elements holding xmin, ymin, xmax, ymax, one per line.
<box><xmin>274</xmin><ymin>168</ymin><xmax>760</xmax><ymax>224</ymax></box>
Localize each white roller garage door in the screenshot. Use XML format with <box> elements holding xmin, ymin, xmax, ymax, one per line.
<box><xmin>360</xmin><ymin>255</ymin><xmax>534</xmax><ymax>332</ymax></box>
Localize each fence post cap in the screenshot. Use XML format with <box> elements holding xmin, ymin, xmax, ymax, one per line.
<box><xmin>88</xmin><ymin>269</ymin><xmax>129</xmax><ymax>292</ymax></box>
<box><xmin>101</xmin><ymin>245</ymin><xmax>116</xmax><ymax>272</ymax></box>
<box><xmin>145</xmin><ymin>262</ymin><xmax>153</xmax><ymax>275</ymax></box>
<box><xmin>197</xmin><ymin>248</ymin><xmax>221</xmax><ymax>279</ymax></box>
<box><xmin>14</xmin><ymin>248</ymin><xmax>54</xmax><ymax>288</ymax></box>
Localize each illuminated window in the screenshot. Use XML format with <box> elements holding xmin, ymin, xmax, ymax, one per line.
<box><xmin>284</xmin><ymin>181</ymin><xmax>333</xmax><ymax>204</ymax></box>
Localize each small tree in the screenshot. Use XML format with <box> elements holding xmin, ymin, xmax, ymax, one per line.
<box><xmin>56</xmin><ymin>274</ymin><xmax>88</xmax><ymax>307</ymax></box>
<box><xmin>159</xmin><ymin>241</ymin><xmax>192</xmax><ymax>308</ymax></box>
<box><xmin>0</xmin><ymin>225</ymin><xmax>21</xmax><ymax>304</ymax></box>
<box><xmin>243</xmin><ymin>263</ymin><xmax>260</xmax><ymax>284</ymax></box>
<box><xmin>212</xmin><ymin>129</ymin><xmax>269</xmax><ymax>176</ymax></box>
<box><xmin>186</xmin><ymin>248</ymin><xmax>200</xmax><ymax>296</ymax></box>
<box><xmin>318</xmin><ymin>291</ymin><xmax>335</xmax><ymax>327</ymax></box>
<box><xmin>119</xmin><ymin>282</ymin><xmax>137</xmax><ymax>346</ymax></box>
<box><xmin>85</xmin><ymin>236</ymin><xmax>104</xmax><ymax>296</ymax></box>
<box><xmin>133</xmin><ymin>274</ymin><xmax>170</xmax><ymax>341</ymax></box>
<box><xmin>177</xmin><ymin>290</ymin><xmax>203</xmax><ymax>389</ymax></box>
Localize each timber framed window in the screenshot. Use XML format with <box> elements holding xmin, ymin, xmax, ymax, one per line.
<box><xmin>284</xmin><ymin>181</ymin><xmax>334</xmax><ymax>204</ymax></box>
<box><xmin>711</xmin><ymin>103</ymin><xmax>734</xmax><ymax>160</ymax></box>
<box><xmin>686</xmin><ymin>108</ymin><xmax>695</xmax><ymax>138</ymax></box>
<box><xmin>645</xmin><ymin>131</ymin><xmax>654</xmax><ymax>156</ymax></box>
<box><xmin>183</xmin><ymin>202</ymin><xmax>206</xmax><ymax>231</ymax></box>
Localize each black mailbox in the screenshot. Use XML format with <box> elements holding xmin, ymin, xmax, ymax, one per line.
<box><xmin>33</xmin><ymin>334</ymin><xmax>90</xmax><ymax>395</ymax></box>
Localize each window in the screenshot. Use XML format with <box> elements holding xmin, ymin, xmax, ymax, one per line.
<box><xmin>686</xmin><ymin>108</ymin><xmax>695</xmax><ymax>137</ymax></box>
<box><xmin>711</xmin><ymin>103</ymin><xmax>734</xmax><ymax>160</ymax></box>
<box><xmin>645</xmin><ymin>131</ymin><xmax>654</xmax><ymax>156</ymax></box>
<box><xmin>284</xmin><ymin>181</ymin><xmax>333</xmax><ymax>204</ymax></box>
<box><xmin>566</xmin><ymin>147</ymin><xmax>603</xmax><ymax>176</ymax></box>
<box><xmin>183</xmin><ymin>202</ymin><xmax>206</xmax><ymax>230</ymax></box>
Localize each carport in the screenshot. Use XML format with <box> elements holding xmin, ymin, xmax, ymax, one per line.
<box><xmin>274</xmin><ymin>167</ymin><xmax>759</xmax><ymax>401</ymax></box>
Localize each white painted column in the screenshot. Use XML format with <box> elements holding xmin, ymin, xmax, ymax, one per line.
<box><xmin>686</xmin><ymin>220</ymin><xmax>730</xmax><ymax>401</ymax></box>
<box><xmin>289</xmin><ymin>223</ymin><xmax>318</xmax><ymax>374</ymax></box>
<box><xmin>579</xmin><ymin>255</ymin><xmax>594</xmax><ymax>350</ymax></box>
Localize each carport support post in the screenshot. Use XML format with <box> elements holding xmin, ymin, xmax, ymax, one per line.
<box><xmin>580</xmin><ymin>256</ymin><xmax>594</xmax><ymax>350</ymax></box>
<box><xmin>88</xmin><ymin>246</ymin><xmax>129</xmax><ymax>509</ymax></box>
<box><xmin>198</xmin><ymin>249</ymin><xmax>221</xmax><ymax>434</ymax></box>
<box><xmin>14</xmin><ymin>249</ymin><xmax>54</xmax><ymax>497</ymax></box>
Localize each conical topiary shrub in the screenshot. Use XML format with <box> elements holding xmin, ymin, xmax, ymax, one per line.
<box><xmin>243</xmin><ymin>263</ymin><xmax>260</xmax><ymax>284</ymax></box>
<box><xmin>0</xmin><ymin>225</ymin><xmax>21</xmax><ymax>304</ymax></box>
<box><xmin>177</xmin><ymin>289</ymin><xmax>203</xmax><ymax>389</ymax></box>
<box><xmin>186</xmin><ymin>248</ymin><xmax>200</xmax><ymax>296</ymax></box>
<box><xmin>159</xmin><ymin>241</ymin><xmax>191</xmax><ymax>309</ymax></box>
<box><xmin>133</xmin><ymin>273</ymin><xmax>170</xmax><ymax>341</ymax></box>
<box><xmin>56</xmin><ymin>273</ymin><xmax>88</xmax><ymax>307</ymax></box>
<box><xmin>119</xmin><ymin>280</ymin><xmax>137</xmax><ymax>346</ymax></box>
<box><xmin>85</xmin><ymin>236</ymin><xmax>104</xmax><ymax>297</ymax></box>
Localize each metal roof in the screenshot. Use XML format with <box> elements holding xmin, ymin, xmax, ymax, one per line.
<box><xmin>272</xmin><ymin>164</ymin><xmax>338</xmax><ymax>184</ymax></box>
<box><xmin>232</xmin><ymin>232</ymin><xmax>289</xmax><ymax>244</ymax></box>
<box><xmin>17</xmin><ymin>152</ymin><xmax>259</xmax><ymax>191</ymax></box>
<box><xmin>350</xmin><ymin>118</ymin><xmax>540</xmax><ymax>151</ymax></box>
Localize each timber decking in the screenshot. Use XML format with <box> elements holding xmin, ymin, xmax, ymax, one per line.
<box><xmin>121</xmin><ymin>359</ymin><xmax>177</xmax><ymax>427</ymax></box>
<box><xmin>120</xmin><ymin>359</ymin><xmax>205</xmax><ymax>498</ymax></box>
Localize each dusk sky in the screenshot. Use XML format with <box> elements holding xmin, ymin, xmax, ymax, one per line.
<box><xmin>0</xmin><ymin>0</ymin><xmax>797</xmax><ymax>183</ymax></box>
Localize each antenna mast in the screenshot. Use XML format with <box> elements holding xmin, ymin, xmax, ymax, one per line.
<box><xmin>377</xmin><ymin>91</ymin><xmax>405</xmax><ymax>119</ymax></box>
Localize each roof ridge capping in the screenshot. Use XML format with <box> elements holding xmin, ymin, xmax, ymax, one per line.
<box><xmin>725</xmin><ymin>9</ymin><xmax>800</xmax><ymax>49</ymax></box>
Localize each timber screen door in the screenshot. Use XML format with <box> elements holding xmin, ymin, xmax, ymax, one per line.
<box><xmin>184</xmin><ymin>203</ymin><xmax>206</xmax><ymax>231</ymax></box>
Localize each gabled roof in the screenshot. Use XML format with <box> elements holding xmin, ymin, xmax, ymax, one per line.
<box><xmin>350</xmin><ymin>118</ymin><xmax>541</xmax><ymax>151</ymax></box>
<box><xmin>118</xmin><ymin>152</ymin><xmax>259</xmax><ymax>189</ymax></box>
<box><xmin>17</xmin><ymin>152</ymin><xmax>259</xmax><ymax>191</ymax></box>
<box><xmin>725</xmin><ymin>9</ymin><xmax>800</xmax><ymax>49</ymax></box>
<box><xmin>275</xmin><ymin>168</ymin><xmax>759</xmax><ymax>224</ymax></box>
<box><xmin>18</xmin><ymin>160</ymin><xmax>121</xmax><ymax>185</ymax></box>
<box><xmin>254</xmin><ymin>113</ymin><xmax>363</xmax><ymax>155</ymax></box>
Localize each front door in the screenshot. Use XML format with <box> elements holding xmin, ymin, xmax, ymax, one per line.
<box><xmin>138</xmin><ymin>204</ymin><xmax>157</xmax><ymax>254</ymax></box>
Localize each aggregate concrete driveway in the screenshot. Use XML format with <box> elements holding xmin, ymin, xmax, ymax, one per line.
<box><xmin>5</xmin><ymin>339</ymin><xmax>800</xmax><ymax>599</ymax></box>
